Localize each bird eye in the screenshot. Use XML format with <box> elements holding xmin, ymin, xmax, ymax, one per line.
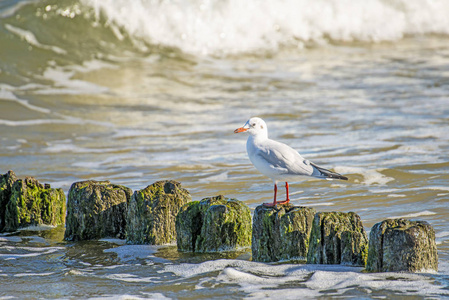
<box><xmin>251</xmin><ymin>123</ymin><xmax>256</xmax><ymax>127</ymax></box>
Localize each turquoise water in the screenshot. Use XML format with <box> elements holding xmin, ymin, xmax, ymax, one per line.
<box><xmin>1</xmin><ymin>0</ymin><xmax>449</xmax><ymax>298</ymax></box>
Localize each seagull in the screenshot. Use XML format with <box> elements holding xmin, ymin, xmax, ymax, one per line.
<box><xmin>234</xmin><ymin>117</ymin><xmax>348</xmax><ymax>206</ymax></box>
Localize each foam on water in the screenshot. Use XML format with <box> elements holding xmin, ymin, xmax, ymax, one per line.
<box><xmin>0</xmin><ymin>236</ymin><xmax>22</xmax><ymax>243</ymax></box>
<box><xmin>304</xmin><ymin>270</ymin><xmax>445</xmax><ymax>296</ymax></box>
<box><xmin>83</xmin><ymin>0</ymin><xmax>449</xmax><ymax>55</ymax></box>
<box><xmin>4</xmin><ymin>24</ymin><xmax>66</xmax><ymax>55</ymax></box>
<box><xmin>216</xmin><ymin>267</ymin><xmax>308</xmax><ymax>296</ymax></box>
<box><xmin>0</xmin><ymin>0</ymin><xmax>38</xmax><ymax>18</ymax></box>
<box><xmin>164</xmin><ymin>259</ymin><xmax>449</xmax><ymax>298</ymax></box>
<box><xmin>37</xmin><ymin>66</ymin><xmax>110</xmax><ymax>95</ymax></box>
<box><xmin>388</xmin><ymin>210</ymin><xmax>437</xmax><ymax>219</ymax></box>
<box><xmin>387</xmin><ymin>194</ymin><xmax>406</xmax><ymax>198</ymax></box>
<box><xmin>334</xmin><ymin>166</ymin><xmax>395</xmax><ymax>185</ymax></box>
<box><xmin>0</xmin><ymin>246</ymin><xmax>63</xmax><ymax>260</ymax></box>
<box><xmin>14</xmin><ymin>272</ymin><xmax>55</xmax><ymax>277</ymax></box>
<box><xmin>90</xmin><ymin>294</ymin><xmax>170</xmax><ymax>300</ymax></box>
<box><xmin>44</xmin><ymin>142</ymin><xmax>117</xmax><ymax>154</ymax></box>
<box><xmin>104</xmin><ymin>245</ymin><xmax>170</xmax><ymax>264</ymax></box>
<box><xmin>296</xmin><ymin>200</ymin><xmax>335</xmax><ymax>207</ymax></box>
<box><xmin>17</xmin><ymin>224</ymin><xmax>56</xmax><ymax>231</ymax></box>
<box><xmin>98</xmin><ymin>238</ymin><xmax>127</xmax><ymax>245</ymax></box>
<box><xmin>0</xmin><ymin>86</ymin><xmax>51</xmax><ymax>114</ymax></box>
<box><xmin>104</xmin><ymin>273</ymin><xmax>156</xmax><ymax>283</ymax></box>
<box><xmin>198</xmin><ymin>171</ymin><xmax>228</xmax><ymax>183</ymax></box>
<box><xmin>164</xmin><ymin>259</ymin><xmax>308</xmax><ymax>278</ymax></box>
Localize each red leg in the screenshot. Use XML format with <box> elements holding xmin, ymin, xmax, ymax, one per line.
<box><xmin>277</xmin><ymin>182</ymin><xmax>290</xmax><ymax>205</ymax></box>
<box><xmin>263</xmin><ymin>183</ymin><xmax>278</xmax><ymax>207</ymax></box>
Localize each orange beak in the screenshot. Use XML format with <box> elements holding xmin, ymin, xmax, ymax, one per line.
<box><xmin>234</xmin><ymin>127</ymin><xmax>248</xmax><ymax>133</ymax></box>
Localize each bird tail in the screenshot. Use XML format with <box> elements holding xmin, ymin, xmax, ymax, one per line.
<box><xmin>310</xmin><ymin>162</ymin><xmax>348</xmax><ymax>180</ymax></box>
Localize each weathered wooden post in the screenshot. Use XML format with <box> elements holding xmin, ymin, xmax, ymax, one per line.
<box><xmin>1</xmin><ymin>171</ymin><xmax>66</xmax><ymax>232</ymax></box>
<box><xmin>366</xmin><ymin>218</ymin><xmax>438</xmax><ymax>272</ymax></box>
<box><xmin>176</xmin><ymin>195</ymin><xmax>252</xmax><ymax>252</ymax></box>
<box><xmin>307</xmin><ymin>212</ymin><xmax>368</xmax><ymax>266</ymax></box>
<box><xmin>126</xmin><ymin>180</ymin><xmax>191</xmax><ymax>245</ymax></box>
<box><xmin>252</xmin><ymin>204</ymin><xmax>316</xmax><ymax>262</ymax></box>
<box><xmin>64</xmin><ymin>180</ymin><xmax>131</xmax><ymax>241</ymax></box>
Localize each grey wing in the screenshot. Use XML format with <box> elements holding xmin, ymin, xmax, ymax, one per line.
<box><xmin>256</xmin><ymin>141</ymin><xmax>315</xmax><ymax>176</ymax></box>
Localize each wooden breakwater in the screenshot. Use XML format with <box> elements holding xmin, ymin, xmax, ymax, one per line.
<box><xmin>0</xmin><ymin>170</ymin><xmax>438</xmax><ymax>272</ymax></box>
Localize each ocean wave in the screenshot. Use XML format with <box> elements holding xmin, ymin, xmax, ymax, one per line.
<box><xmin>1</xmin><ymin>0</ymin><xmax>448</xmax><ymax>73</ymax></box>
<box><xmin>83</xmin><ymin>0</ymin><xmax>449</xmax><ymax>55</ymax></box>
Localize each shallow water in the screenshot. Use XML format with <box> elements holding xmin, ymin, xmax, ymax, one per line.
<box><xmin>1</xmin><ymin>0</ymin><xmax>449</xmax><ymax>298</ymax></box>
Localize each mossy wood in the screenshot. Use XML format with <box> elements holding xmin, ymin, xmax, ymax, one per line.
<box><xmin>1</xmin><ymin>171</ymin><xmax>66</xmax><ymax>232</ymax></box>
<box><xmin>0</xmin><ymin>170</ymin><xmax>17</xmax><ymax>231</ymax></box>
<box><xmin>176</xmin><ymin>195</ymin><xmax>252</xmax><ymax>252</ymax></box>
<box><xmin>366</xmin><ymin>218</ymin><xmax>438</xmax><ymax>272</ymax></box>
<box><xmin>252</xmin><ymin>204</ymin><xmax>316</xmax><ymax>262</ymax></box>
<box><xmin>126</xmin><ymin>180</ymin><xmax>191</xmax><ymax>245</ymax></box>
<box><xmin>307</xmin><ymin>211</ymin><xmax>368</xmax><ymax>266</ymax></box>
<box><xmin>64</xmin><ymin>180</ymin><xmax>132</xmax><ymax>241</ymax></box>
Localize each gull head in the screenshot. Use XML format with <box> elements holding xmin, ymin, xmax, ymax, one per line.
<box><xmin>234</xmin><ymin>117</ymin><xmax>268</xmax><ymax>137</ymax></box>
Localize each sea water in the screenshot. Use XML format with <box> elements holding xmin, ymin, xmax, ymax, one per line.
<box><xmin>1</xmin><ymin>0</ymin><xmax>449</xmax><ymax>298</ymax></box>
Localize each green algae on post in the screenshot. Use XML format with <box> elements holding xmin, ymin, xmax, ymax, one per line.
<box><xmin>366</xmin><ymin>218</ymin><xmax>438</xmax><ymax>272</ymax></box>
<box><xmin>0</xmin><ymin>171</ymin><xmax>66</xmax><ymax>232</ymax></box>
<box><xmin>0</xmin><ymin>170</ymin><xmax>18</xmax><ymax>232</ymax></box>
<box><xmin>64</xmin><ymin>180</ymin><xmax>132</xmax><ymax>241</ymax></box>
<box><xmin>252</xmin><ymin>204</ymin><xmax>316</xmax><ymax>262</ymax></box>
<box><xmin>176</xmin><ymin>195</ymin><xmax>251</xmax><ymax>253</ymax></box>
<box><xmin>126</xmin><ymin>180</ymin><xmax>191</xmax><ymax>245</ymax></box>
<box><xmin>307</xmin><ymin>211</ymin><xmax>368</xmax><ymax>266</ymax></box>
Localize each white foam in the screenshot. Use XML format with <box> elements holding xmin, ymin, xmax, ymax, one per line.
<box><xmin>199</xmin><ymin>172</ymin><xmax>228</xmax><ymax>183</ymax></box>
<box><xmin>18</xmin><ymin>224</ymin><xmax>56</xmax><ymax>231</ymax></box>
<box><xmin>99</xmin><ymin>238</ymin><xmax>127</xmax><ymax>245</ymax></box>
<box><xmin>334</xmin><ymin>166</ymin><xmax>394</xmax><ymax>185</ymax></box>
<box><xmin>166</xmin><ymin>260</ymin><xmax>448</xmax><ymax>298</ymax></box>
<box><xmin>217</xmin><ymin>267</ymin><xmax>306</xmax><ymax>296</ymax></box>
<box><xmin>387</xmin><ymin>194</ymin><xmax>406</xmax><ymax>198</ymax></box>
<box><xmin>0</xmin><ymin>236</ymin><xmax>22</xmax><ymax>243</ymax></box>
<box><xmin>83</xmin><ymin>0</ymin><xmax>449</xmax><ymax>55</ymax></box>
<box><xmin>165</xmin><ymin>259</ymin><xmax>277</xmax><ymax>278</ymax></box>
<box><xmin>436</xmin><ymin>231</ymin><xmax>449</xmax><ymax>239</ymax></box>
<box><xmin>0</xmin><ymin>116</ymin><xmax>112</xmax><ymax>127</ymax></box>
<box><xmin>37</xmin><ymin>66</ymin><xmax>109</xmax><ymax>95</ymax></box>
<box><xmin>410</xmin><ymin>186</ymin><xmax>449</xmax><ymax>192</ymax></box>
<box><xmin>70</xmin><ymin>59</ymin><xmax>118</xmax><ymax>73</ymax></box>
<box><xmin>104</xmin><ymin>245</ymin><xmax>169</xmax><ymax>263</ymax></box>
<box><xmin>44</xmin><ymin>141</ymin><xmax>117</xmax><ymax>154</ymax></box>
<box><xmin>305</xmin><ymin>270</ymin><xmax>446</xmax><ymax>296</ymax></box>
<box><xmin>112</xmin><ymin>129</ymin><xmax>154</xmax><ymax>139</ymax></box>
<box><xmin>104</xmin><ymin>273</ymin><xmax>156</xmax><ymax>283</ymax></box>
<box><xmin>0</xmin><ymin>246</ymin><xmax>63</xmax><ymax>259</ymax></box>
<box><xmin>0</xmin><ymin>88</ymin><xmax>51</xmax><ymax>114</ymax></box>
<box><xmin>65</xmin><ymin>269</ymin><xmax>89</xmax><ymax>276</ymax></box>
<box><xmin>14</xmin><ymin>272</ymin><xmax>54</xmax><ymax>277</ymax></box>
<box><xmin>0</xmin><ymin>0</ymin><xmax>38</xmax><ymax>18</ymax></box>
<box><xmin>4</xmin><ymin>24</ymin><xmax>66</xmax><ymax>55</ymax></box>
<box><xmin>299</xmin><ymin>201</ymin><xmax>335</xmax><ymax>207</ymax></box>
<box><xmin>90</xmin><ymin>294</ymin><xmax>169</xmax><ymax>300</ymax></box>
<box><xmin>289</xmin><ymin>190</ymin><xmax>304</xmax><ymax>196</ymax></box>
<box><xmin>388</xmin><ymin>210</ymin><xmax>437</xmax><ymax>219</ymax></box>
<box><xmin>18</xmin><ymin>246</ymin><xmax>65</xmax><ymax>252</ymax></box>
